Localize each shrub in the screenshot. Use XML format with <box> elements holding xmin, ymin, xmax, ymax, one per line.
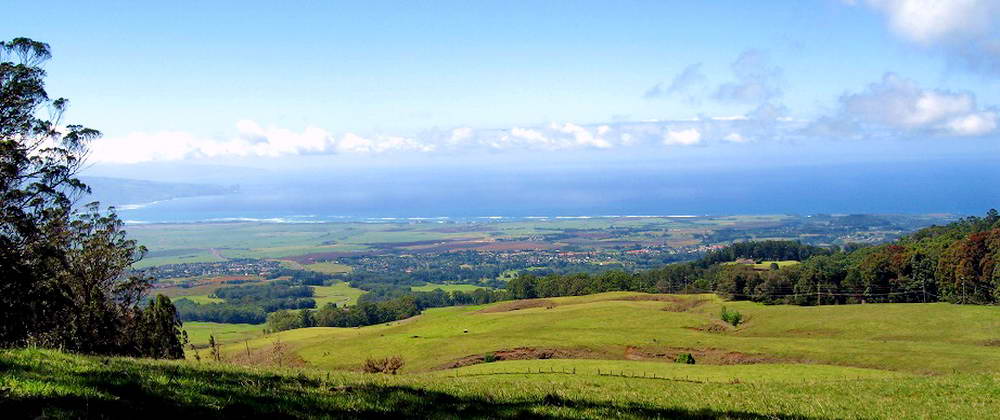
<box><xmin>675</xmin><ymin>353</ymin><xmax>696</xmax><ymax>364</ymax></box>
<box><xmin>362</xmin><ymin>356</ymin><xmax>405</xmax><ymax>374</ymax></box>
<box><xmin>483</xmin><ymin>352</ymin><xmax>498</xmax><ymax>363</ymax></box>
<box><xmin>720</xmin><ymin>306</ymin><xmax>743</xmax><ymax>327</ymax></box>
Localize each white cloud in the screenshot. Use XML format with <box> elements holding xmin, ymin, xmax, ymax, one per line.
<box><xmin>449</xmin><ymin>127</ymin><xmax>473</xmax><ymax>143</ymax></box>
<box><xmin>663</xmin><ymin>128</ymin><xmax>702</xmax><ymax>145</ymax></box>
<box><xmin>833</xmin><ymin>73</ymin><xmax>997</xmax><ymax>136</ymax></box>
<box><xmin>945</xmin><ymin>111</ymin><xmax>998</xmax><ymax>136</ymax></box>
<box><xmin>714</xmin><ymin>49</ymin><xmax>783</xmax><ymax>104</ymax></box>
<box><xmin>849</xmin><ymin>0</ymin><xmax>994</xmax><ymax>44</ymax></box>
<box><xmin>554</xmin><ymin>122</ymin><xmax>613</xmax><ymax>149</ymax></box>
<box><xmin>846</xmin><ymin>0</ymin><xmax>1000</xmax><ymax>75</ymax></box>
<box><xmin>644</xmin><ymin>63</ymin><xmax>707</xmax><ymax>101</ymax></box>
<box><xmin>723</xmin><ymin>132</ymin><xmax>748</xmax><ymax>143</ymax></box>
<box><xmin>335</xmin><ymin>133</ymin><xmax>433</xmax><ymax>154</ymax></box>
<box><xmin>90</xmin><ymin>120</ymin><xmax>435</xmax><ymax>163</ymax></box>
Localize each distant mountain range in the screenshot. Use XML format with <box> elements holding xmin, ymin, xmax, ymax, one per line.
<box><xmin>81</xmin><ymin>177</ymin><xmax>238</xmax><ymax>207</ymax></box>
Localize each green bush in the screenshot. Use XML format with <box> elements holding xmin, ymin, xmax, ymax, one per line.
<box><xmin>720</xmin><ymin>306</ymin><xmax>743</xmax><ymax>327</ymax></box>
<box><xmin>675</xmin><ymin>353</ymin><xmax>696</xmax><ymax>364</ymax></box>
<box><xmin>483</xmin><ymin>352</ymin><xmax>498</xmax><ymax>363</ymax></box>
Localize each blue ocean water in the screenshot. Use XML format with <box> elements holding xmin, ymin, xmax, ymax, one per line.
<box><xmin>114</xmin><ymin>159</ymin><xmax>1000</xmax><ymax>223</ymax></box>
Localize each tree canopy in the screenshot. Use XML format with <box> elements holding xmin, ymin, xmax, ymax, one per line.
<box><xmin>0</xmin><ymin>38</ymin><xmax>183</xmax><ymax>357</ymax></box>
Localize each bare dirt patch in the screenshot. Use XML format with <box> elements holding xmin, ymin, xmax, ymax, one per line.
<box><xmin>442</xmin><ymin>347</ymin><xmax>603</xmax><ymax>369</ymax></box>
<box><xmin>662</xmin><ymin>298</ymin><xmax>709</xmax><ymax>312</ymax></box>
<box><xmin>442</xmin><ymin>345</ymin><xmax>790</xmax><ymax>369</ymax></box>
<box><xmin>611</xmin><ymin>295</ymin><xmax>683</xmax><ymax>302</ymax></box>
<box><xmin>624</xmin><ymin>346</ymin><xmax>788</xmax><ymax>365</ymax></box>
<box><xmin>603</xmin><ymin>294</ymin><xmax>708</xmax><ymax>312</ymax></box>
<box><xmin>983</xmin><ymin>339</ymin><xmax>1000</xmax><ymax>347</ymax></box>
<box><xmin>479</xmin><ymin>299</ymin><xmax>557</xmax><ymax>313</ymax></box>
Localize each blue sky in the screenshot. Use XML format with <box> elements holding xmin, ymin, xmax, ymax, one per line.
<box><xmin>6</xmin><ymin>1</ymin><xmax>1000</xmax><ymax>177</ymax></box>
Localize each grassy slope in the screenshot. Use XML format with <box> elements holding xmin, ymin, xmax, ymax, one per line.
<box><xmin>3</xmin><ymin>348</ymin><xmax>998</xmax><ymax>419</ymax></box>
<box><xmin>311</xmin><ymin>282</ymin><xmax>366</xmax><ymax>307</ymax></box>
<box><xmin>184</xmin><ymin>322</ymin><xmax>264</xmax><ymax>348</ymax></box>
<box><xmin>223</xmin><ymin>292</ymin><xmax>1000</xmax><ymax>375</ymax></box>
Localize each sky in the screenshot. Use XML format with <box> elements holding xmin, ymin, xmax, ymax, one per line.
<box><xmin>5</xmin><ymin>1</ymin><xmax>1000</xmax><ymax>215</ymax></box>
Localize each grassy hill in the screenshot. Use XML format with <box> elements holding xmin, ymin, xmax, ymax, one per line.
<box><xmin>5</xmin><ymin>293</ymin><xmax>1000</xmax><ymax>418</ymax></box>
<box><xmin>3</xmin><ymin>348</ymin><xmax>998</xmax><ymax>418</ymax></box>
<box><xmin>221</xmin><ymin>292</ymin><xmax>1000</xmax><ymax>375</ymax></box>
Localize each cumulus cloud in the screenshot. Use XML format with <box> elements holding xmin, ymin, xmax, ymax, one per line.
<box><xmin>811</xmin><ymin>72</ymin><xmax>998</xmax><ymax>137</ymax></box>
<box><xmin>714</xmin><ymin>50</ymin><xmax>783</xmax><ymax>104</ymax></box>
<box><xmin>644</xmin><ymin>63</ymin><xmax>706</xmax><ymax>101</ymax></box>
<box><xmin>89</xmin><ymin>82</ymin><xmax>993</xmax><ymax>164</ymax></box>
<box><xmin>90</xmin><ymin>120</ymin><xmax>435</xmax><ymax>163</ymax></box>
<box><xmin>449</xmin><ymin>127</ymin><xmax>474</xmax><ymax>144</ymax></box>
<box><xmin>723</xmin><ymin>132</ymin><xmax>748</xmax><ymax>143</ymax></box>
<box><xmin>93</xmin><ymin>116</ymin><xmax>802</xmax><ymax>163</ymax></box>
<box><xmin>663</xmin><ymin>128</ymin><xmax>702</xmax><ymax>145</ymax></box>
<box><xmin>846</xmin><ymin>0</ymin><xmax>1000</xmax><ymax>75</ymax></box>
<box><xmin>486</xmin><ymin>123</ymin><xmax>616</xmax><ymax>150</ymax></box>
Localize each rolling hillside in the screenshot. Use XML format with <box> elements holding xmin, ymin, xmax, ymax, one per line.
<box><xmin>220</xmin><ymin>292</ymin><xmax>1000</xmax><ymax>375</ymax></box>
<box><xmin>4</xmin><ymin>294</ymin><xmax>1000</xmax><ymax>418</ymax></box>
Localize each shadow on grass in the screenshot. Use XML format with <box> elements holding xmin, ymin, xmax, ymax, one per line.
<box><xmin>1</xmin><ymin>350</ymin><xmax>818</xmax><ymax>419</ymax></box>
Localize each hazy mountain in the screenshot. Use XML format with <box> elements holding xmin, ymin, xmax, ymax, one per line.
<box><xmin>81</xmin><ymin>177</ymin><xmax>238</xmax><ymax>207</ymax></box>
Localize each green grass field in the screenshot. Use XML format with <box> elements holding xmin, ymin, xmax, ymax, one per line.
<box><xmin>222</xmin><ymin>292</ymin><xmax>1000</xmax><ymax>376</ymax></box>
<box><xmin>411</xmin><ymin>283</ymin><xmax>491</xmax><ymax>292</ymax></box>
<box><xmin>302</xmin><ymin>261</ymin><xmax>353</xmax><ymax>274</ymax></box>
<box><xmin>6</xmin><ymin>292</ymin><xmax>1000</xmax><ymax>418</ymax></box>
<box><xmin>311</xmin><ymin>282</ymin><xmax>366</xmax><ymax>307</ymax></box>
<box><xmin>3</xmin><ymin>348</ymin><xmax>998</xmax><ymax>418</ymax></box>
<box><xmin>183</xmin><ymin>322</ymin><xmax>264</xmax><ymax>348</ymax></box>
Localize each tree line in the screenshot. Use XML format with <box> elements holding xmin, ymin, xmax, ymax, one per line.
<box><xmin>175</xmin><ymin>280</ymin><xmax>318</xmax><ymax>323</ymax></box>
<box><xmin>266</xmin><ymin>287</ymin><xmax>509</xmax><ymax>332</ymax></box>
<box><xmin>0</xmin><ymin>38</ymin><xmax>184</xmax><ymax>358</ymax></box>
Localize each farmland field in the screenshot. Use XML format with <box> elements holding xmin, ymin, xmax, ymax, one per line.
<box><xmin>131</xmin><ymin>214</ymin><xmax>952</xmax><ymax>272</ymax></box>
<box><xmin>311</xmin><ymin>282</ymin><xmax>366</xmax><ymax>307</ymax></box>
<box><xmin>302</xmin><ymin>261</ymin><xmax>353</xmax><ymax>274</ymax></box>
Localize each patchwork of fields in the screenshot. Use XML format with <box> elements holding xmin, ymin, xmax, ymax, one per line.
<box><xmin>130</xmin><ymin>214</ymin><xmax>941</xmax><ymax>268</ymax></box>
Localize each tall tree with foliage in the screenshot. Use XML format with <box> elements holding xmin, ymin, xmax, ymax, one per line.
<box><xmin>0</xmin><ymin>37</ymin><xmax>182</xmax><ymax>357</ymax></box>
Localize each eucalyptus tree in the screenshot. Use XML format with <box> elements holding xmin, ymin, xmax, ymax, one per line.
<box><xmin>0</xmin><ymin>38</ymin><xmax>182</xmax><ymax>356</ymax></box>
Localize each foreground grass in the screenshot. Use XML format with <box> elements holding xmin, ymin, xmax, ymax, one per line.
<box><xmin>2</xmin><ymin>348</ymin><xmax>998</xmax><ymax>419</ymax></box>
